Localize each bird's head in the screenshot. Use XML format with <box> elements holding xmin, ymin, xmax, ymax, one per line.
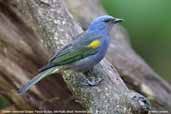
<box><xmin>88</xmin><ymin>15</ymin><xmax>123</xmax><ymax>33</ymax></box>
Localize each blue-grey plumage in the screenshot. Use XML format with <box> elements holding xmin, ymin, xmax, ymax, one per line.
<box><xmin>18</xmin><ymin>15</ymin><xmax>123</xmax><ymax>95</ymax></box>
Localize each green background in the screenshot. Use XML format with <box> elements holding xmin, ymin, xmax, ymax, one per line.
<box><xmin>101</xmin><ymin>0</ymin><xmax>171</xmax><ymax>80</ymax></box>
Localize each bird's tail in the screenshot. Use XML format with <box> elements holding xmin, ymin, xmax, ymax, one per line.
<box><xmin>18</xmin><ymin>66</ymin><xmax>60</xmax><ymax>95</ymax></box>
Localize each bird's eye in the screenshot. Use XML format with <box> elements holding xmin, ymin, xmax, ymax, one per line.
<box><xmin>104</xmin><ymin>19</ymin><xmax>112</xmax><ymax>23</ymax></box>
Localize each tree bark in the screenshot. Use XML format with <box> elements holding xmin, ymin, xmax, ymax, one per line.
<box><xmin>0</xmin><ymin>0</ymin><xmax>84</xmax><ymax>111</ymax></box>
<box><xmin>65</xmin><ymin>0</ymin><xmax>171</xmax><ymax>112</ymax></box>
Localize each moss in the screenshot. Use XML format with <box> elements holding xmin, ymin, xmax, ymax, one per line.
<box><xmin>0</xmin><ymin>95</ymin><xmax>10</xmax><ymax>109</ymax></box>
<box><xmin>0</xmin><ymin>39</ymin><xmax>7</xmax><ymax>48</ymax></box>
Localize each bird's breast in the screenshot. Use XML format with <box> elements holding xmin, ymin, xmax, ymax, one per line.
<box><xmin>95</xmin><ymin>37</ymin><xmax>110</xmax><ymax>60</ymax></box>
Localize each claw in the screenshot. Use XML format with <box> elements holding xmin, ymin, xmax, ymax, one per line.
<box><xmin>87</xmin><ymin>78</ymin><xmax>103</xmax><ymax>86</ymax></box>
<box><xmin>79</xmin><ymin>76</ymin><xmax>103</xmax><ymax>86</ymax></box>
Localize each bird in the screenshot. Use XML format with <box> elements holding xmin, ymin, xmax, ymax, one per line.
<box><xmin>18</xmin><ymin>15</ymin><xmax>123</xmax><ymax>95</ymax></box>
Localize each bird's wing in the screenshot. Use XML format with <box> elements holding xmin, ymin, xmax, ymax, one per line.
<box><xmin>19</xmin><ymin>32</ymin><xmax>101</xmax><ymax>94</ymax></box>
<box><xmin>49</xmin><ymin>32</ymin><xmax>102</xmax><ymax>66</ymax></box>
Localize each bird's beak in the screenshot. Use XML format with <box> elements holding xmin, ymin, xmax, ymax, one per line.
<box><xmin>112</xmin><ymin>18</ymin><xmax>124</xmax><ymax>24</ymax></box>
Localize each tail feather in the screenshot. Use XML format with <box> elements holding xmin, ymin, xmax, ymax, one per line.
<box><xmin>18</xmin><ymin>66</ymin><xmax>59</xmax><ymax>95</ymax></box>
<box><xmin>38</xmin><ymin>63</ymin><xmax>55</xmax><ymax>73</ymax></box>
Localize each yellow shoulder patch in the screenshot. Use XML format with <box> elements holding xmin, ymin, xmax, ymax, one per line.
<box><xmin>87</xmin><ymin>39</ymin><xmax>101</xmax><ymax>49</ymax></box>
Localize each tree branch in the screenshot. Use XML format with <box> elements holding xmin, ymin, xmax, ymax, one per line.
<box><xmin>65</xmin><ymin>0</ymin><xmax>171</xmax><ymax>112</ymax></box>
<box><xmin>0</xmin><ymin>0</ymin><xmax>151</xmax><ymax>113</ymax></box>
<box><xmin>19</xmin><ymin>0</ymin><xmax>150</xmax><ymax>114</ymax></box>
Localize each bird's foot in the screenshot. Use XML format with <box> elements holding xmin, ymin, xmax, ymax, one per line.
<box><xmin>79</xmin><ymin>70</ymin><xmax>103</xmax><ymax>86</ymax></box>
<box><xmin>79</xmin><ymin>76</ymin><xmax>103</xmax><ymax>86</ymax></box>
<box><xmin>86</xmin><ymin>77</ymin><xmax>103</xmax><ymax>86</ymax></box>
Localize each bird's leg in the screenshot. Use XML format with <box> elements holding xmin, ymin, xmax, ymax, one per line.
<box><xmin>79</xmin><ymin>69</ymin><xmax>103</xmax><ymax>86</ymax></box>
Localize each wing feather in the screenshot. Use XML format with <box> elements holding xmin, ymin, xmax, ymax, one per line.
<box><xmin>48</xmin><ymin>32</ymin><xmax>101</xmax><ymax>66</ymax></box>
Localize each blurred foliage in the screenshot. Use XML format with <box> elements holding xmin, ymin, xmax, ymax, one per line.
<box><xmin>101</xmin><ymin>0</ymin><xmax>171</xmax><ymax>80</ymax></box>
<box><xmin>0</xmin><ymin>95</ymin><xmax>10</xmax><ymax>109</ymax></box>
